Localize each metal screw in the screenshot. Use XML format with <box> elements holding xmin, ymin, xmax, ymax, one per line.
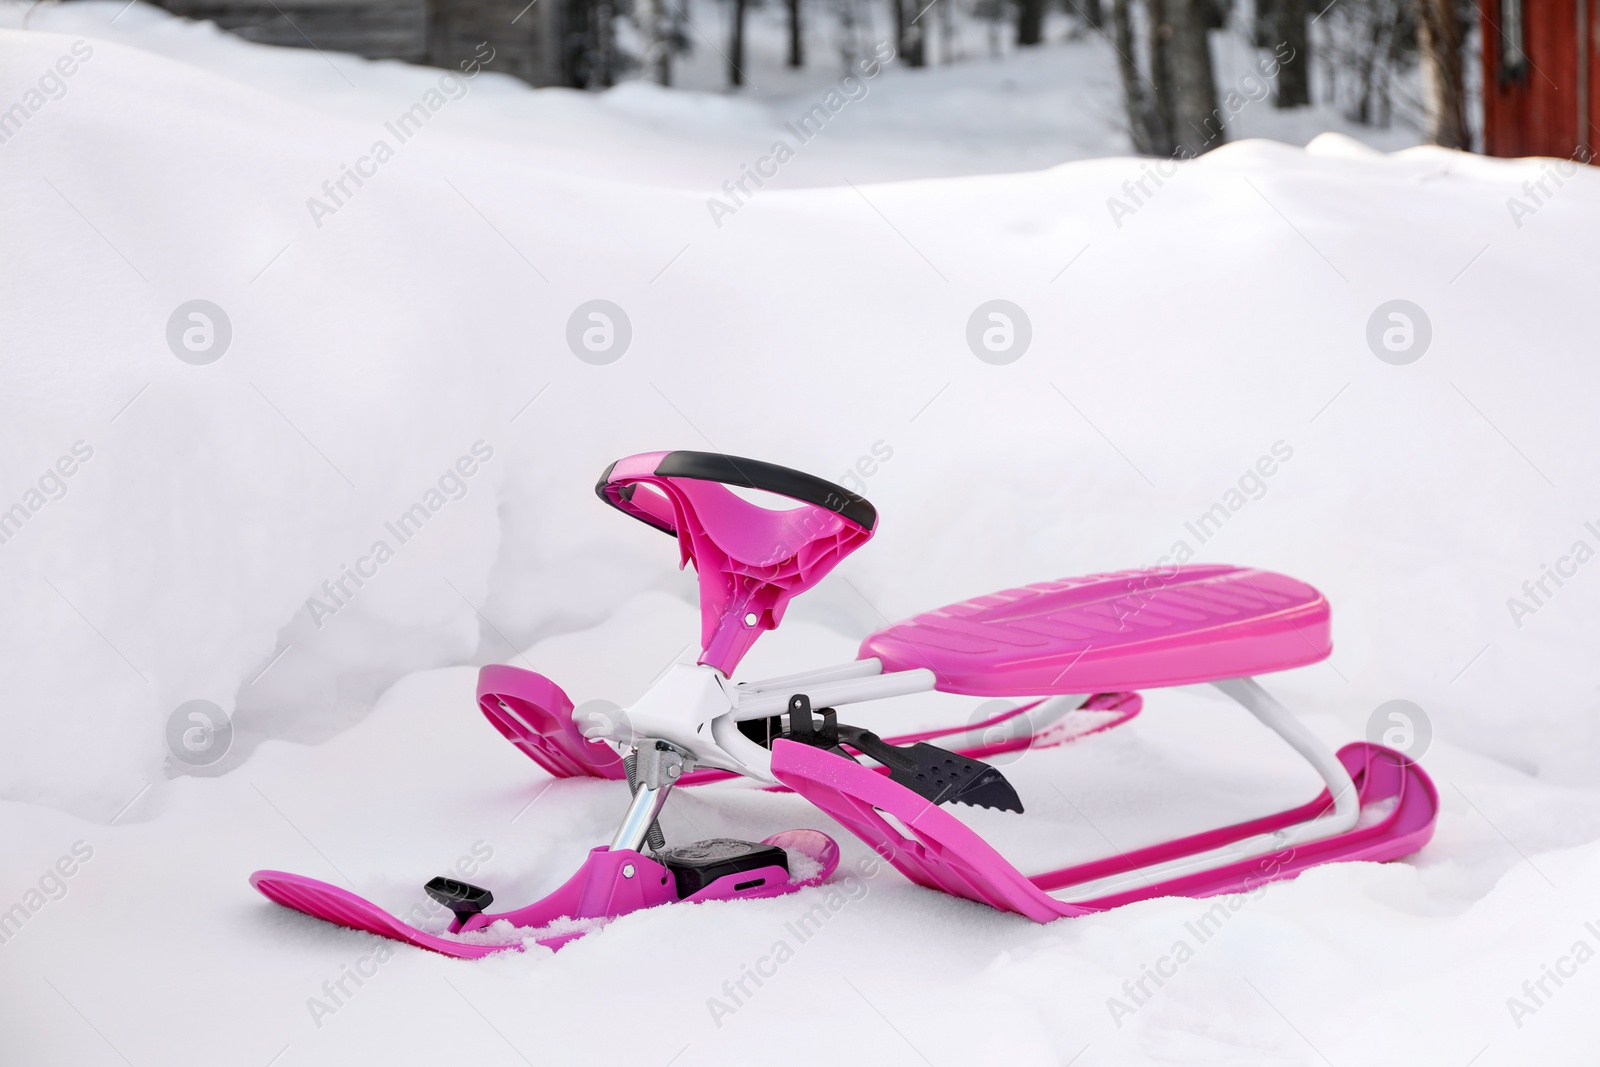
<box><xmin>743</xmin><ymin>612</ymin><xmax>758</xmax><ymax>626</ymax></box>
<box><xmin>622</xmin><ymin>864</ymin><xmax>635</xmax><ymax>878</ymax></box>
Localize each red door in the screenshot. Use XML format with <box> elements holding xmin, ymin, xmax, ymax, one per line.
<box><xmin>1481</xmin><ymin>0</ymin><xmax>1598</xmax><ymax>159</ymax></box>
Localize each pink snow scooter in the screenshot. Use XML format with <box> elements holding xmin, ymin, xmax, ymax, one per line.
<box><xmin>253</xmin><ymin>451</ymin><xmax>1438</xmax><ymax>957</ymax></box>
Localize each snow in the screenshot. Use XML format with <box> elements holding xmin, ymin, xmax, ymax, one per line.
<box><xmin>2</xmin><ymin>2</ymin><xmax>1599</xmax><ymax>1064</ymax></box>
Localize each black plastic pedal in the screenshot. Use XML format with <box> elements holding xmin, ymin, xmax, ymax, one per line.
<box><xmin>658</xmin><ymin>838</ymin><xmax>789</xmax><ymax>899</ymax></box>
<box><xmin>836</xmin><ymin>726</ymin><xmax>1024</xmax><ymax>813</ymax></box>
<box><xmin>424</xmin><ymin>876</ymin><xmax>494</xmax><ymax>925</ymax></box>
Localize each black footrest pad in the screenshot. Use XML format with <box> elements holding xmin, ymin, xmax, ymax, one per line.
<box><xmin>838</xmin><ymin>727</ymin><xmax>1024</xmax><ymax>813</ymax></box>
<box><xmin>658</xmin><ymin>839</ymin><xmax>789</xmax><ymax>899</ymax></box>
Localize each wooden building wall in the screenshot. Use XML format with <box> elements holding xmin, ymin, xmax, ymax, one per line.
<box><xmin>425</xmin><ymin>0</ymin><xmax>566</xmax><ymax>89</ymax></box>
<box><xmin>153</xmin><ymin>0</ymin><xmax>566</xmax><ymax>86</ymax></box>
<box><xmin>1480</xmin><ymin>0</ymin><xmax>1598</xmax><ymax>160</ymax></box>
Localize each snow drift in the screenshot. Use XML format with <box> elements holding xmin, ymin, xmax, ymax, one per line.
<box><xmin>3</xmin><ymin>6</ymin><xmax>1600</xmax><ymax>1065</ymax></box>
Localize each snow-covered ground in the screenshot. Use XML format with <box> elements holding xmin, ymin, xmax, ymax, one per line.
<box><xmin>2</xmin><ymin>3</ymin><xmax>1598</xmax><ymax>1064</ymax></box>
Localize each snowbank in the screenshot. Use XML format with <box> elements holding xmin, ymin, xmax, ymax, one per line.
<box><xmin>3</xmin><ymin>9</ymin><xmax>1600</xmax><ymax>1065</ymax></box>
<box><xmin>4</xmin><ymin>15</ymin><xmax>1596</xmax><ymax>817</ymax></box>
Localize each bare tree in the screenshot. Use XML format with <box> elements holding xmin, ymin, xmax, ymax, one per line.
<box><xmin>893</xmin><ymin>0</ymin><xmax>926</xmax><ymax>66</ymax></box>
<box><xmin>1148</xmin><ymin>0</ymin><xmax>1172</xmax><ymax>115</ymax></box>
<box><xmin>1318</xmin><ymin>0</ymin><xmax>1417</xmax><ymax>126</ymax></box>
<box><xmin>563</xmin><ymin>0</ymin><xmax>622</xmax><ymax>87</ymax></box>
<box><xmin>1265</xmin><ymin>0</ymin><xmax>1311</xmax><ymax>106</ymax></box>
<box><xmin>1111</xmin><ymin>0</ymin><xmax>1173</xmax><ymax>153</ymax></box>
<box><xmin>1111</xmin><ymin>0</ymin><xmax>1223</xmax><ymax>155</ymax></box>
<box><xmin>1154</xmin><ymin>0</ymin><xmax>1224</xmax><ymax>153</ymax></box>
<box><xmin>1415</xmin><ymin>0</ymin><xmax>1468</xmax><ymax>147</ymax></box>
<box><xmin>787</xmin><ymin>0</ymin><xmax>804</xmax><ymax>65</ymax></box>
<box><xmin>1018</xmin><ymin>0</ymin><xmax>1046</xmax><ymax>45</ymax></box>
<box><xmin>786</xmin><ymin>0</ymin><xmax>804</xmax><ymax>65</ymax></box>
<box><xmin>729</xmin><ymin>0</ymin><xmax>748</xmax><ymax>84</ymax></box>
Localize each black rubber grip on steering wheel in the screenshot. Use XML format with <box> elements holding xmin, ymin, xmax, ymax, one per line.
<box><xmin>596</xmin><ymin>451</ymin><xmax>877</xmax><ymax>533</ymax></box>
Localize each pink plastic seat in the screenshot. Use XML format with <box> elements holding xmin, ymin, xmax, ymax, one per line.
<box><xmin>598</xmin><ymin>451</ymin><xmax>876</xmax><ymax>674</ymax></box>
<box><xmin>860</xmin><ymin>564</ymin><xmax>1331</xmax><ymax>696</ymax></box>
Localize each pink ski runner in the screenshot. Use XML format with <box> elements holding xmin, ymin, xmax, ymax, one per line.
<box><xmin>252</xmin><ymin>829</ymin><xmax>840</xmax><ymax>959</ymax></box>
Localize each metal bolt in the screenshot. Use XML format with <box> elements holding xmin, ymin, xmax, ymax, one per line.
<box><xmin>743</xmin><ymin>612</ymin><xmax>758</xmax><ymax>626</ymax></box>
<box><xmin>622</xmin><ymin>864</ymin><xmax>635</xmax><ymax>878</ymax></box>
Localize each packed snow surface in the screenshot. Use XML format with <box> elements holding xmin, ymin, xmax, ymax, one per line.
<box><xmin>2</xmin><ymin>4</ymin><xmax>1599</xmax><ymax>1065</ymax></box>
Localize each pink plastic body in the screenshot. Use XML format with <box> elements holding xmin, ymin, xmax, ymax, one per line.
<box><xmin>256</xmin><ymin>452</ymin><xmax>1442</xmax><ymax>957</ymax></box>
<box><xmin>860</xmin><ymin>564</ymin><xmax>1332</xmax><ymax>695</ymax></box>
<box><xmin>770</xmin><ymin>739</ymin><xmax>1437</xmax><ymax>917</ymax></box>
<box><xmin>475</xmin><ymin>663</ymin><xmax>1141</xmax><ymax>786</ymax></box>
<box><xmin>599</xmin><ymin>451</ymin><xmax>873</xmax><ymax>674</ymax></box>
<box><xmin>250</xmin><ymin>828</ymin><xmax>840</xmax><ymax>960</ymax></box>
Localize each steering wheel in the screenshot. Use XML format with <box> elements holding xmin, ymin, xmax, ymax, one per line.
<box><xmin>593</xmin><ymin>450</ymin><xmax>878</xmax><ymax>674</ymax></box>
<box><xmin>595</xmin><ymin>451</ymin><xmax>877</xmax><ymax>537</ymax></box>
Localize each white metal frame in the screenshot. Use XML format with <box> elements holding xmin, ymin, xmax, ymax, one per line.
<box><xmin>597</xmin><ymin>658</ymin><xmax>937</xmax><ymax>782</ymax></box>
<box><xmin>594</xmin><ymin>661</ymin><xmax>1359</xmax><ymax>895</ymax></box>
<box><xmin>1048</xmin><ymin>678</ymin><xmax>1359</xmax><ymax>901</ymax></box>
